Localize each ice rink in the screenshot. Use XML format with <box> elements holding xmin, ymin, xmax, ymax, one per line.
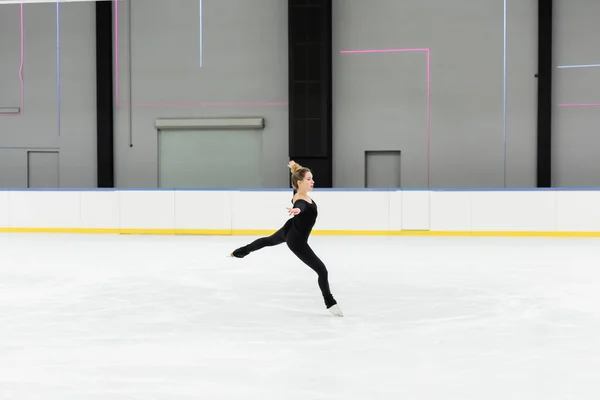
<box><xmin>1</xmin><ymin>232</ymin><xmax>600</xmax><ymax>399</ymax></box>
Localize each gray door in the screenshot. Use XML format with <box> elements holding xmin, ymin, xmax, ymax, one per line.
<box><xmin>365</xmin><ymin>150</ymin><xmax>401</xmax><ymax>188</ymax></box>
<box><xmin>28</xmin><ymin>151</ymin><xmax>59</xmax><ymax>188</ymax></box>
<box><xmin>158</xmin><ymin>129</ymin><xmax>262</xmax><ymax>188</ymax></box>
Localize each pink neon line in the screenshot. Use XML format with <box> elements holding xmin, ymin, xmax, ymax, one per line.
<box><xmin>340</xmin><ymin>47</ymin><xmax>431</xmax><ymax>187</ymax></box>
<box><xmin>0</xmin><ymin>4</ymin><xmax>24</xmax><ymax>117</ymax></box>
<box><xmin>113</xmin><ymin>0</ymin><xmax>287</xmax><ymax>108</ymax></box>
<box><xmin>558</xmin><ymin>103</ymin><xmax>600</xmax><ymax>107</ymax></box>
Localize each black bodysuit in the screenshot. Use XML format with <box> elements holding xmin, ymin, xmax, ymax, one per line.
<box><xmin>231</xmin><ymin>198</ymin><xmax>337</xmax><ymax>308</ymax></box>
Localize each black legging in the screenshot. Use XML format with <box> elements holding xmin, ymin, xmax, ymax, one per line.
<box><xmin>235</xmin><ymin>224</ymin><xmax>336</xmax><ymax>308</ymax></box>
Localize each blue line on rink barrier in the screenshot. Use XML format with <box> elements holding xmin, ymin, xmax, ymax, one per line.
<box><xmin>0</xmin><ymin>187</ymin><xmax>600</xmax><ymax>192</ymax></box>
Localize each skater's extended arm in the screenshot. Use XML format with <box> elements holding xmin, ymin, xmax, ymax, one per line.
<box><xmin>287</xmin><ymin>207</ymin><xmax>301</xmax><ymax>216</ymax></box>
<box><xmin>287</xmin><ymin>199</ymin><xmax>308</xmax><ymax>216</ymax></box>
<box><xmin>287</xmin><ymin>202</ymin><xmax>303</xmax><ymax>216</ymax></box>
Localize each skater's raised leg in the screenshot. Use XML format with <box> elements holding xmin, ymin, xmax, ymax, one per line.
<box><xmin>230</xmin><ymin>225</ymin><xmax>287</xmax><ymax>258</ymax></box>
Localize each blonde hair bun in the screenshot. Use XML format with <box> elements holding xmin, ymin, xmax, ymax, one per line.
<box><xmin>290</xmin><ymin>163</ymin><xmax>303</xmax><ymax>174</ymax></box>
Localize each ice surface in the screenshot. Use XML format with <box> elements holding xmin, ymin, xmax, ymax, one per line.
<box><xmin>1</xmin><ymin>233</ymin><xmax>600</xmax><ymax>399</ymax></box>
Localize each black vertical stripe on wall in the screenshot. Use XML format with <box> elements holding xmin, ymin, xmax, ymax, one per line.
<box><xmin>288</xmin><ymin>0</ymin><xmax>333</xmax><ymax>188</ymax></box>
<box><xmin>96</xmin><ymin>1</ymin><xmax>115</xmax><ymax>188</ymax></box>
<box><xmin>537</xmin><ymin>0</ymin><xmax>552</xmax><ymax>187</ymax></box>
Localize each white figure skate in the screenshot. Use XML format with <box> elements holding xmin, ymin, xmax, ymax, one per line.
<box><xmin>328</xmin><ymin>304</ymin><xmax>343</xmax><ymax>317</ymax></box>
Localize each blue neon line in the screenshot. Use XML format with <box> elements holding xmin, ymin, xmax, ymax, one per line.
<box><xmin>57</xmin><ymin>2</ymin><xmax>61</xmax><ymax>136</ymax></box>
<box><xmin>503</xmin><ymin>0</ymin><xmax>507</xmax><ymax>187</ymax></box>
<box><xmin>199</xmin><ymin>0</ymin><xmax>203</xmax><ymax>67</ymax></box>
<box><xmin>557</xmin><ymin>64</ymin><xmax>600</xmax><ymax>69</ymax></box>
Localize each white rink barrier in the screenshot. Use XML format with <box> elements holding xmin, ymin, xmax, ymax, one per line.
<box><xmin>0</xmin><ymin>188</ymin><xmax>600</xmax><ymax>236</ymax></box>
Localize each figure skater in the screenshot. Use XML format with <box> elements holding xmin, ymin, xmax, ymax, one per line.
<box><xmin>230</xmin><ymin>160</ymin><xmax>343</xmax><ymax>317</ymax></box>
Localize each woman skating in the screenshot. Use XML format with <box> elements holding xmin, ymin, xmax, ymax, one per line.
<box><xmin>230</xmin><ymin>161</ymin><xmax>343</xmax><ymax>317</ymax></box>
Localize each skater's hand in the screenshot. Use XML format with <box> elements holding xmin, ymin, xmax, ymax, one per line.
<box><xmin>288</xmin><ymin>160</ymin><xmax>297</xmax><ymax>169</ymax></box>
<box><xmin>287</xmin><ymin>207</ymin><xmax>301</xmax><ymax>216</ymax></box>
